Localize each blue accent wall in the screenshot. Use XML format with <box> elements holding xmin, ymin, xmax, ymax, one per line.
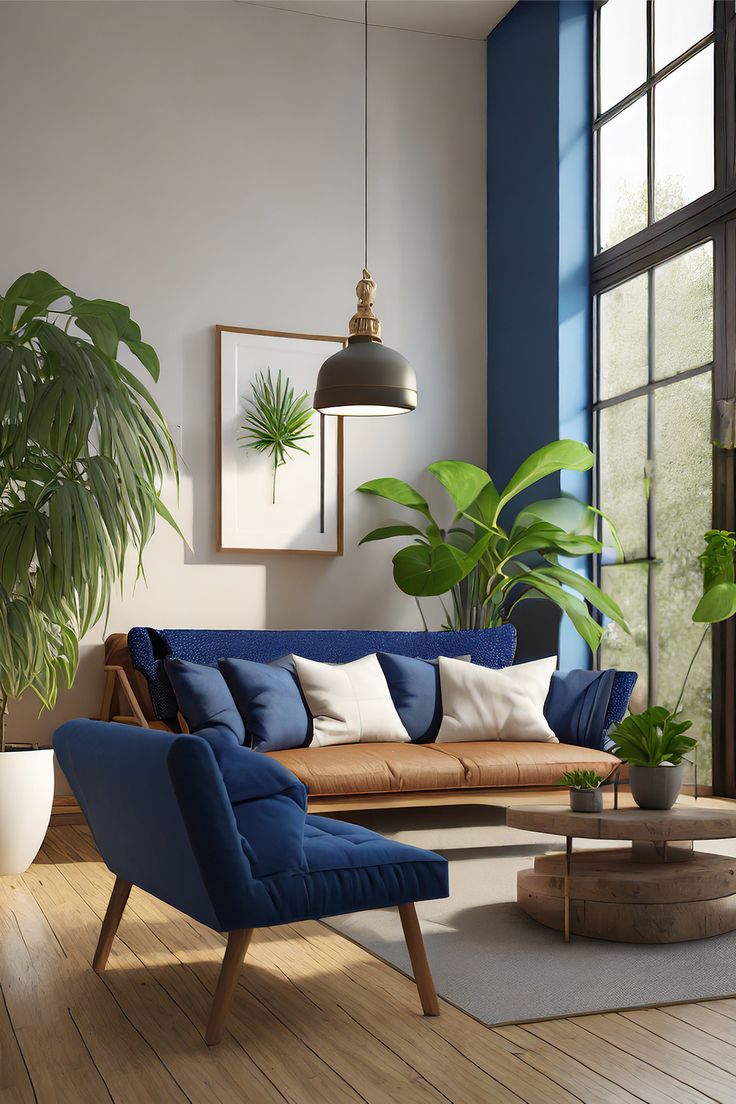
<box><xmin>487</xmin><ymin>0</ymin><xmax>561</xmax><ymax>496</ymax></box>
<box><xmin>487</xmin><ymin>0</ymin><xmax>592</xmax><ymax>667</ymax></box>
<box><xmin>558</xmin><ymin>0</ymin><xmax>594</xmax><ymax>670</ymax></box>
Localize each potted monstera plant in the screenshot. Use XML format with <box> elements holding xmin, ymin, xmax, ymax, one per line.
<box><xmin>0</xmin><ymin>271</ymin><xmax>179</xmax><ymax>874</ymax></box>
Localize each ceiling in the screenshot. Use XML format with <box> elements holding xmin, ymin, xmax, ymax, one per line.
<box><xmin>242</xmin><ymin>1</ymin><xmax>517</xmax><ymax>41</ymax></box>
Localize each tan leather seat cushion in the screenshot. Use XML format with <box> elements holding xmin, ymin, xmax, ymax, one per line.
<box><xmin>266</xmin><ymin>743</ymin><xmax>465</xmax><ymax>796</ymax></box>
<box><xmin>431</xmin><ymin>742</ymin><xmax>619</xmax><ymax>788</ymax></box>
<box><xmin>267</xmin><ymin>741</ymin><xmax>619</xmax><ymax>795</ymax></box>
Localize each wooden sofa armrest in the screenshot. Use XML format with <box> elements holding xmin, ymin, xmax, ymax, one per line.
<box><xmin>96</xmin><ymin>665</ymin><xmax>150</xmax><ymax>729</ymax></box>
<box><xmin>96</xmin><ymin>664</ymin><xmax>181</xmax><ymax>732</ymax></box>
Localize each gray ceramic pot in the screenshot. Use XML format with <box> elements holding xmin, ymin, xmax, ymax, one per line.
<box><xmin>629</xmin><ymin>763</ymin><xmax>685</xmax><ymax>810</ymax></box>
<box><xmin>569</xmin><ymin>787</ymin><xmax>603</xmax><ymax>813</ymax></box>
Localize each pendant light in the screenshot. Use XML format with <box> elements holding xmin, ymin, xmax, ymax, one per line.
<box><xmin>313</xmin><ymin>0</ymin><xmax>417</xmax><ymax>417</ymax></box>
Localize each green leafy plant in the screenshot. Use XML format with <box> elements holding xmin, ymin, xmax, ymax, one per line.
<box><xmin>357</xmin><ymin>440</ymin><xmax>628</xmax><ymax>651</ymax></box>
<box><xmin>239</xmin><ymin>369</ymin><xmax>313</xmax><ymax>504</ymax></box>
<box><xmin>611</xmin><ymin>529</ymin><xmax>736</xmax><ymax>769</ymax></box>
<box><xmin>0</xmin><ymin>270</ymin><xmax>180</xmax><ymax>752</ymax></box>
<box><xmin>692</xmin><ymin>529</ymin><xmax>736</xmax><ymax>624</ymax></box>
<box><xmin>558</xmin><ymin>768</ymin><xmax>603</xmax><ymax>791</ymax></box>
<box><xmin>610</xmin><ymin>706</ymin><xmax>696</xmax><ymax>767</ymax></box>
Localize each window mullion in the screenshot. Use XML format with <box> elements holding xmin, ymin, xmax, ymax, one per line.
<box><xmin>646</xmin><ymin>0</ymin><xmax>654</xmax><ymax>227</ymax></box>
<box><xmin>646</xmin><ymin>268</ymin><xmax>658</xmax><ymax>706</ymax></box>
<box><xmin>712</xmin><ymin>221</ymin><xmax>736</xmax><ymax>794</ymax></box>
<box><xmin>594</xmin><ymin>3</ymin><xmax>602</xmax><ymax>254</ymax></box>
<box><xmin>714</xmin><ymin>0</ymin><xmax>730</xmax><ymax>191</ymax></box>
<box><xmin>592</xmin><ymin>360</ymin><xmax>714</xmax><ymax>411</ymax></box>
<box><xmin>593</xmin><ymin>33</ymin><xmax>715</xmax><ymax>132</ymax></box>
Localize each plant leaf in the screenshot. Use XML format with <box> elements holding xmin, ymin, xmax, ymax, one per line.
<box><xmin>698</xmin><ymin>529</ymin><xmax>736</xmax><ymax>591</ymax></box>
<box><xmin>536</xmin><ymin>562</ymin><xmax>630</xmax><ymax>632</ymax></box>
<box><xmin>514</xmin><ymin>571</ymin><xmax>605</xmax><ymax>653</ymax></box>
<box><xmin>357</xmin><ymin>477</ymin><xmax>435</xmax><ymax>520</ymax></box>
<box><xmin>503</xmin><ymin>521</ymin><xmax>601</xmax><ymax>559</ymax></box>
<box><xmin>359</xmin><ymin>524</ymin><xmax>426</xmax><ymax>545</ymax></box>
<box><xmin>428</xmin><ymin>461</ymin><xmax>491</xmax><ymax>515</ymax></box>
<box><xmin>1</xmin><ymin>271</ymin><xmax>69</xmax><ymax>330</ymax></box>
<box><xmin>495</xmin><ymin>440</ymin><xmax>594</xmax><ymax>521</ymax></box>
<box><xmin>693</xmin><ymin>581</ymin><xmax>736</xmax><ymax>623</ymax></box>
<box><xmin>125</xmin><ymin>339</ymin><xmax>160</xmax><ymax>381</ymax></box>
<box><xmin>463</xmin><ymin>481</ymin><xmax>501</xmax><ymax>533</ymax></box>
<box><xmin>392</xmin><ymin>543</ymin><xmax>472</xmax><ymax>597</ymax></box>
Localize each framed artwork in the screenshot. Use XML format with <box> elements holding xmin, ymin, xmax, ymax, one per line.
<box><xmin>216</xmin><ymin>326</ymin><xmax>345</xmax><ymax>554</ymax></box>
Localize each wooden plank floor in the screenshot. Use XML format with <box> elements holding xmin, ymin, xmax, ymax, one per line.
<box><xmin>2</xmin><ymin>827</ymin><xmax>736</xmax><ymax>1103</ymax></box>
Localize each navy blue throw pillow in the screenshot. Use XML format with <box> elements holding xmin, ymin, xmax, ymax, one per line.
<box><xmin>377</xmin><ymin>652</ymin><xmax>469</xmax><ymax>743</ymax></box>
<box><xmin>219</xmin><ymin>655</ymin><xmax>312</xmax><ymax>753</ymax></box>
<box><xmin>544</xmin><ymin>669</ymin><xmax>617</xmax><ymax>751</ymax></box>
<box><xmin>164</xmin><ymin>657</ymin><xmax>245</xmax><ymax>744</ymax></box>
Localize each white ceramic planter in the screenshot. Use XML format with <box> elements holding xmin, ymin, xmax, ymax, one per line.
<box><xmin>0</xmin><ymin>748</ymin><xmax>54</xmax><ymax>875</ymax></box>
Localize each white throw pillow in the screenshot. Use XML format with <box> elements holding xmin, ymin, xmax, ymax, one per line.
<box><xmin>293</xmin><ymin>653</ymin><xmax>410</xmax><ymax>748</ymax></box>
<box><xmin>436</xmin><ymin>655</ymin><xmax>558</xmax><ymax>743</ymax></box>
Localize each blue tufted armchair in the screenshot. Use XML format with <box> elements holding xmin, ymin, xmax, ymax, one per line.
<box><xmin>53</xmin><ymin>719</ymin><xmax>449</xmax><ymax>1045</ymax></box>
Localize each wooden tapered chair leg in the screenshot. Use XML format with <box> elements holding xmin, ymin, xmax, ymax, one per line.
<box><xmin>93</xmin><ymin>876</ymin><xmax>132</xmax><ymax>973</ymax></box>
<box><xmin>398</xmin><ymin>902</ymin><xmax>440</xmax><ymax>1016</ymax></box>
<box><xmin>205</xmin><ymin>928</ymin><xmax>253</xmax><ymax>1046</ymax></box>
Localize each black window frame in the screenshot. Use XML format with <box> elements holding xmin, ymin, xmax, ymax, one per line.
<box><xmin>592</xmin><ymin>0</ymin><xmax>736</xmax><ymax>796</ymax></box>
<box><xmin>594</xmin><ymin>1</ymin><xmax>718</xmax><ymax>255</ymax></box>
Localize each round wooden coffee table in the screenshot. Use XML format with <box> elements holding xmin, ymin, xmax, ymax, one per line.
<box><xmin>506</xmin><ymin>805</ymin><xmax>736</xmax><ymax>944</ymax></box>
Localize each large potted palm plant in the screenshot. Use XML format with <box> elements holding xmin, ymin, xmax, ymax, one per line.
<box><xmin>0</xmin><ymin>271</ymin><xmax>179</xmax><ymax>874</ymax></box>
<box><xmin>357</xmin><ymin>440</ymin><xmax>628</xmax><ymax>651</ymax></box>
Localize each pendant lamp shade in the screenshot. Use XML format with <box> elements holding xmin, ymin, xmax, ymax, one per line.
<box><xmin>314</xmin><ymin>270</ymin><xmax>417</xmax><ymax>416</ymax></box>
<box><xmin>314</xmin><ymin>1</ymin><xmax>416</xmax><ymax>417</ymax></box>
<box><xmin>314</xmin><ymin>337</ymin><xmax>417</xmax><ymax>417</ymax></box>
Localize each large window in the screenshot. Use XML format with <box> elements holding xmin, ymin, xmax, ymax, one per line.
<box><xmin>596</xmin><ymin>243</ymin><xmax>714</xmax><ymax>779</ymax></box>
<box><xmin>593</xmin><ymin>1</ymin><xmax>736</xmax><ymax>792</ymax></box>
<box><xmin>596</xmin><ymin>0</ymin><xmax>714</xmax><ymax>251</ymax></box>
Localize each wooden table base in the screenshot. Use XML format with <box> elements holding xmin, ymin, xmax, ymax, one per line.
<box><xmin>518</xmin><ymin>847</ymin><xmax>736</xmax><ymax>943</ymax></box>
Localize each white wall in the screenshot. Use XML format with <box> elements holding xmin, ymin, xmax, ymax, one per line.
<box><xmin>0</xmin><ymin>1</ymin><xmax>487</xmax><ymax>788</ymax></box>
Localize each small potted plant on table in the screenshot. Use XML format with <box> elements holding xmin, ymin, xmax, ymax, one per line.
<box><xmin>559</xmin><ymin>769</ymin><xmax>605</xmax><ymax>813</ymax></box>
<box><xmin>610</xmin><ymin>708</ymin><xmax>697</xmax><ymax>811</ymax></box>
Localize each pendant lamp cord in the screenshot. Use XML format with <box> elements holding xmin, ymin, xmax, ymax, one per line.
<box><xmin>364</xmin><ymin>0</ymin><xmax>368</xmax><ymax>271</ymax></box>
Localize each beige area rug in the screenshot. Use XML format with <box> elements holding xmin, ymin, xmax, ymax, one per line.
<box><xmin>325</xmin><ymin>805</ymin><xmax>736</xmax><ymax>1024</ymax></box>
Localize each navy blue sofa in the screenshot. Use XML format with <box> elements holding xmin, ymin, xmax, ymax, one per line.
<box><xmin>54</xmin><ymin>719</ymin><xmax>449</xmax><ymax>1045</ymax></box>
<box><xmin>99</xmin><ymin>626</ymin><xmax>635</xmax><ymax>812</ymax></box>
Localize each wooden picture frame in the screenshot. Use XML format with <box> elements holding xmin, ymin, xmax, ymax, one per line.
<box><xmin>216</xmin><ymin>325</ymin><xmax>345</xmax><ymax>555</ymax></box>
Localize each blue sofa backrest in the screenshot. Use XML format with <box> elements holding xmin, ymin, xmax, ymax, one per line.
<box><xmin>128</xmin><ymin>625</ymin><xmax>518</xmax><ymax>724</ymax></box>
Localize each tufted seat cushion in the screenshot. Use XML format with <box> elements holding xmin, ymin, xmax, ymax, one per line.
<box><xmin>258</xmin><ymin>814</ymin><xmax>449</xmax><ymax>923</ymax></box>
<box><xmin>430</xmin><ymin>741</ymin><xmax>619</xmax><ymax>788</ymax></box>
<box><xmin>267</xmin><ymin>740</ymin><xmax>618</xmax><ymax>794</ymax></box>
<box><xmin>267</xmin><ymin>743</ymin><xmax>466</xmax><ymax>795</ymax></box>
